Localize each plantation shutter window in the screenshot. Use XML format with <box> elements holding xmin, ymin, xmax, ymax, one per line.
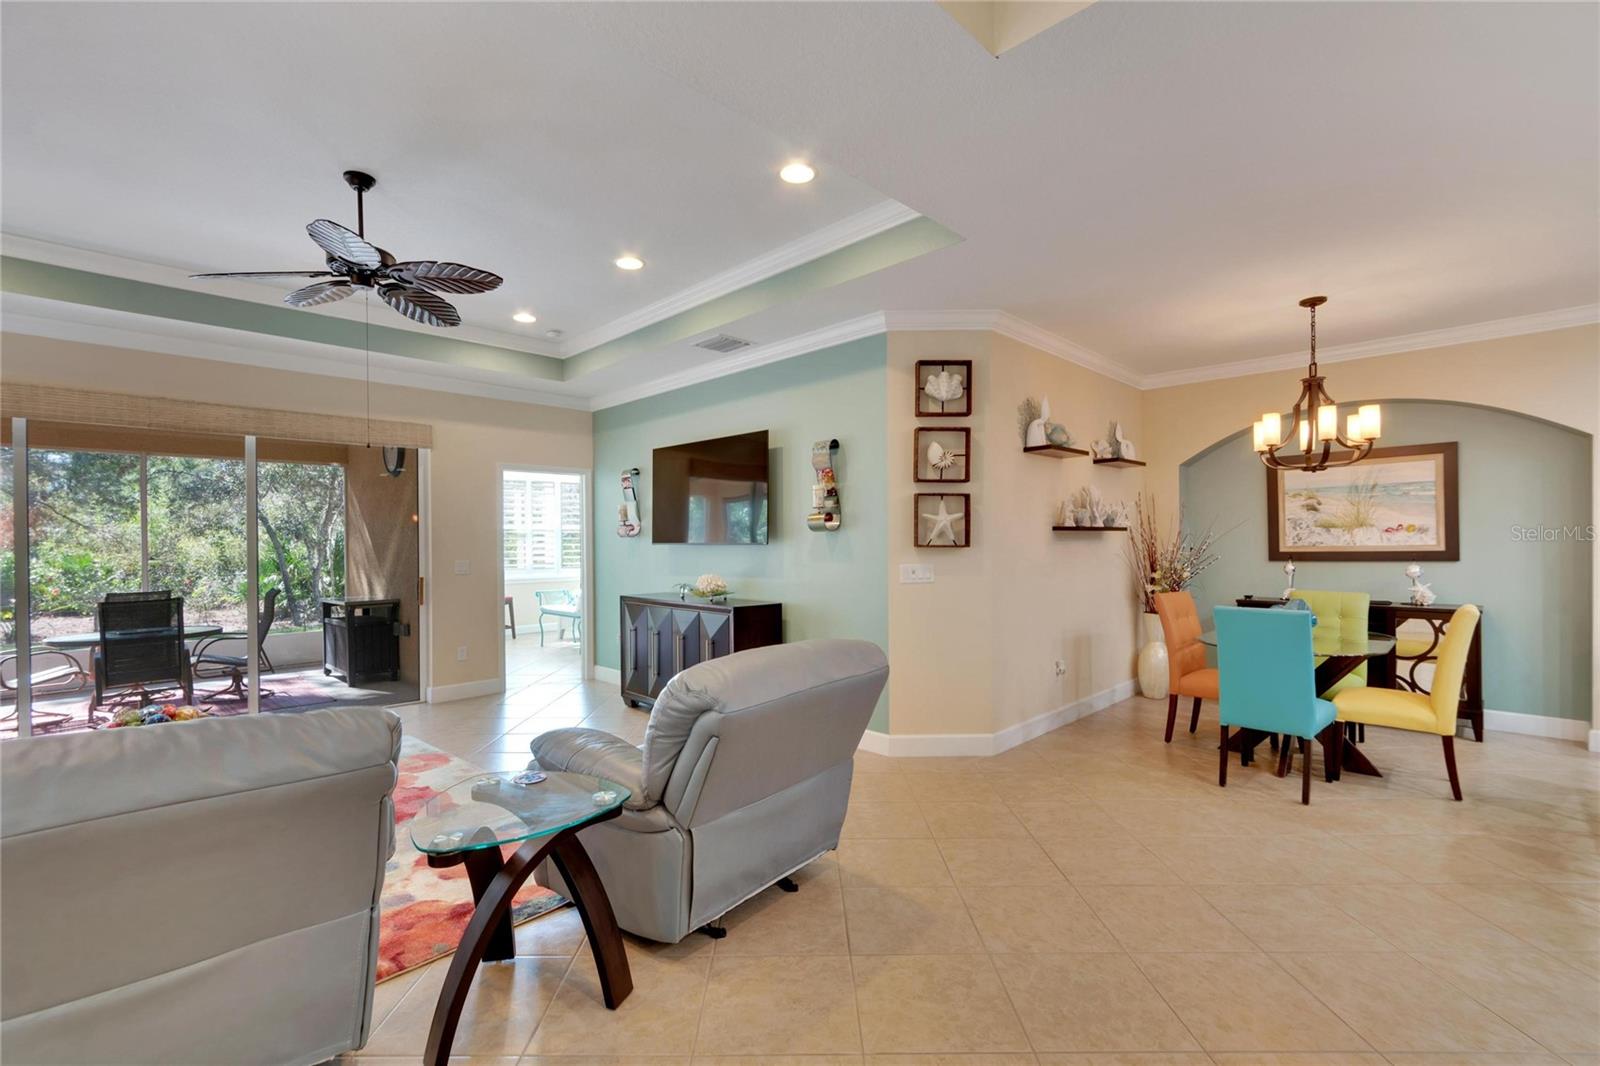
<box><xmin>503</xmin><ymin>472</ymin><xmax>582</xmax><ymax>579</ymax></box>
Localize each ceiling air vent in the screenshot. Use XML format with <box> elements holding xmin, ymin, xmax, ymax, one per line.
<box><xmin>694</xmin><ymin>333</ymin><xmax>753</xmax><ymax>354</ymax></box>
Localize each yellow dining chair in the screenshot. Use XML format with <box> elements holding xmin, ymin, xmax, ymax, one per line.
<box><xmin>1297</xmin><ymin>589</ymin><xmax>1371</xmax><ymax>697</ymax></box>
<box><xmin>1153</xmin><ymin>590</ymin><xmax>1219</xmax><ymax>743</ymax></box>
<box><xmin>1332</xmin><ymin>604</ymin><xmax>1480</xmax><ymax>801</ymax></box>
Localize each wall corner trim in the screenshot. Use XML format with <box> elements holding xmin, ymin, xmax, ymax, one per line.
<box><xmin>427</xmin><ymin>677</ymin><xmax>506</xmax><ymax>704</ymax></box>
<box><xmin>858</xmin><ymin>679</ymin><xmax>1137</xmax><ymax>757</ymax></box>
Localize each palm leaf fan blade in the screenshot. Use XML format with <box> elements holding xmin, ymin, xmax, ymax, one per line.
<box><xmin>379</xmin><ymin>284</ymin><xmax>461</xmax><ymax>328</ymax></box>
<box><xmin>306</xmin><ymin>218</ymin><xmax>382</xmax><ymax>269</ymax></box>
<box><xmin>283</xmin><ymin>279</ymin><xmax>354</xmax><ymax>307</ymax></box>
<box><xmin>390</xmin><ymin>261</ymin><xmax>503</xmax><ymax>294</ymax></box>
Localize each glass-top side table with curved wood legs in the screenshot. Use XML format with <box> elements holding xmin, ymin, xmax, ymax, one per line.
<box><xmin>409</xmin><ymin>770</ymin><xmax>634</xmax><ymax>1065</ymax></box>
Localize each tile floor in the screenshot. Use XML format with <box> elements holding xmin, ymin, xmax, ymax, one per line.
<box><xmin>350</xmin><ymin>654</ymin><xmax>1600</xmax><ymax>1065</ymax></box>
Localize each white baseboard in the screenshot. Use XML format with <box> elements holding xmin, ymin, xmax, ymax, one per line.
<box><xmin>593</xmin><ymin>665</ymin><xmax>621</xmax><ymax>685</ymax></box>
<box><xmin>1482</xmin><ymin>708</ymin><xmax>1592</xmax><ymax>742</ymax></box>
<box><xmin>858</xmin><ymin>679</ymin><xmax>1137</xmax><ymax>757</ymax></box>
<box><xmin>1590</xmin><ymin>729</ymin><xmax>1600</xmax><ymax>754</ymax></box>
<box><xmin>426</xmin><ymin>677</ymin><xmax>505</xmax><ymax>704</ymax></box>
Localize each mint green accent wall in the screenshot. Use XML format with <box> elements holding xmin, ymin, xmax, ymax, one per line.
<box><xmin>592</xmin><ymin>336</ymin><xmax>890</xmax><ymax>730</ymax></box>
<box><xmin>1</xmin><ymin>257</ymin><xmax>564</xmax><ymax>378</ymax></box>
<box><xmin>1181</xmin><ymin>401</ymin><xmax>1593</xmax><ymax>721</ymax></box>
<box><xmin>563</xmin><ymin>217</ymin><xmax>960</xmax><ymax>378</ymax></box>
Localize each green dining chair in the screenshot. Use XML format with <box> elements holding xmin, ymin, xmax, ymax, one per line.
<box><xmin>1296</xmin><ymin>589</ymin><xmax>1371</xmax><ymax>698</ymax></box>
<box><xmin>1214</xmin><ymin>605</ymin><xmax>1339</xmax><ymax>805</ymax></box>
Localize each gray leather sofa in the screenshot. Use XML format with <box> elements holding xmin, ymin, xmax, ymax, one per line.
<box><xmin>1</xmin><ymin>706</ymin><xmax>401</xmax><ymax>1065</ymax></box>
<box><xmin>531</xmin><ymin>638</ymin><xmax>888</xmax><ymax>943</ymax></box>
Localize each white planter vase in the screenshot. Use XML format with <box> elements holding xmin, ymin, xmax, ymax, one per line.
<box><xmin>1137</xmin><ymin>612</ymin><xmax>1170</xmax><ymax>700</ymax></box>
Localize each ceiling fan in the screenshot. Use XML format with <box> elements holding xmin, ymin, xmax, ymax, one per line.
<box><xmin>190</xmin><ymin>170</ymin><xmax>502</xmax><ymax>328</ymax></box>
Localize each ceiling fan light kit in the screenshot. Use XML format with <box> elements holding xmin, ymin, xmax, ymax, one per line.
<box><xmin>1252</xmin><ymin>296</ymin><xmax>1382</xmax><ymax>473</ymax></box>
<box><xmin>190</xmin><ymin>169</ymin><xmax>503</xmax><ymax>328</ymax></box>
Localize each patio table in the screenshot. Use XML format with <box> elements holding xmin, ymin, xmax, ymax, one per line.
<box><xmin>40</xmin><ymin>625</ymin><xmax>224</xmax><ymax>651</ymax></box>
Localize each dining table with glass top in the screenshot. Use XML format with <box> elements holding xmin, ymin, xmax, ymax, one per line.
<box><xmin>409</xmin><ymin>769</ymin><xmax>633</xmax><ymax>1066</ymax></box>
<box><xmin>1200</xmin><ymin>626</ymin><xmax>1397</xmax><ymax>780</ymax></box>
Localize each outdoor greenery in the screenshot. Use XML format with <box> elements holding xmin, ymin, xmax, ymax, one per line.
<box><xmin>3</xmin><ymin>447</ymin><xmax>344</xmax><ymax>638</ymax></box>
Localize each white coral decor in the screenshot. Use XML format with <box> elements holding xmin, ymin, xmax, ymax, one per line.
<box><xmin>692</xmin><ymin>574</ymin><xmax>729</xmax><ymax>597</ymax></box>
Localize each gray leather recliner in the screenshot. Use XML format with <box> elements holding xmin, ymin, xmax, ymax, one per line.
<box><xmin>530</xmin><ymin>638</ymin><xmax>888</xmax><ymax>943</ymax></box>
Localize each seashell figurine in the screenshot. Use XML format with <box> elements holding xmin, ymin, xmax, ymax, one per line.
<box><xmin>926</xmin><ymin>440</ymin><xmax>962</xmax><ymax>472</ymax></box>
<box><xmin>1045</xmin><ymin>422</ymin><xmax>1073</xmax><ymax>447</ymax></box>
<box><xmin>923</xmin><ymin>370</ymin><xmax>965</xmax><ymax>404</ymax></box>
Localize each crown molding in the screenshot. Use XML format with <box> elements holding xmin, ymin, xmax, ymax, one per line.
<box><xmin>0</xmin><ymin>231</ymin><xmax>565</xmax><ymax>360</ymax></box>
<box><xmin>1139</xmin><ymin>304</ymin><xmax>1600</xmax><ymax>390</ymax></box>
<box><xmin>589</xmin><ymin>312</ymin><xmax>889</xmax><ymax>410</ymax></box>
<box><xmin>561</xmin><ymin>201</ymin><xmax>920</xmax><ymax>358</ymax></box>
<box><xmin>883</xmin><ymin>308</ymin><xmax>1145</xmax><ymax>388</ymax></box>
<box><xmin>0</xmin><ymin>294</ymin><xmax>593</xmax><ymax>411</ymax></box>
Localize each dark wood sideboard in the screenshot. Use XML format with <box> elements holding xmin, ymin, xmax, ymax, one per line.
<box><xmin>1236</xmin><ymin>596</ymin><xmax>1485</xmax><ymax>741</ymax></box>
<box><xmin>322</xmin><ymin>598</ymin><xmax>402</xmax><ymax>685</ymax></box>
<box><xmin>619</xmin><ymin>593</ymin><xmax>782</xmax><ymax>708</ymax></box>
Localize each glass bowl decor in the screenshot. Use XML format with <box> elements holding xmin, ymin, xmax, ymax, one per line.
<box><xmin>688</xmin><ymin>574</ymin><xmax>731</xmax><ymax>600</ymax></box>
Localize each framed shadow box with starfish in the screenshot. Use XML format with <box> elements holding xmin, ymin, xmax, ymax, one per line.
<box><xmin>915</xmin><ymin>492</ymin><xmax>971</xmax><ymax>548</ymax></box>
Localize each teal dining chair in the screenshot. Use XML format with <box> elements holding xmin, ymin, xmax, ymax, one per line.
<box><xmin>1214</xmin><ymin>605</ymin><xmax>1338</xmax><ymax>805</ymax></box>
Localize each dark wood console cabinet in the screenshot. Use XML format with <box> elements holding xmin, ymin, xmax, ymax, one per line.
<box><xmin>619</xmin><ymin>593</ymin><xmax>782</xmax><ymax>708</ymax></box>
<box><xmin>322</xmin><ymin>598</ymin><xmax>402</xmax><ymax>685</ymax></box>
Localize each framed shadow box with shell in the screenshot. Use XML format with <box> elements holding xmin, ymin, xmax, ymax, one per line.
<box><xmin>914</xmin><ymin>426</ymin><xmax>971</xmax><ymax>483</ymax></box>
<box><xmin>916</xmin><ymin>359</ymin><xmax>972</xmax><ymax>417</ymax></box>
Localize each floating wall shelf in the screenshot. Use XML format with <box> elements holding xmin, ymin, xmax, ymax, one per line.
<box><xmin>1092</xmin><ymin>457</ymin><xmax>1146</xmax><ymax>468</ymax></box>
<box><xmin>1052</xmin><ymin>525</ymin><xmax>1128</xmax><ymax>532</ymax></box>
<box><xmin>1023</xmin><ymin>445</ymin><xmax>1089</xmax><ymax>459</ymax></box>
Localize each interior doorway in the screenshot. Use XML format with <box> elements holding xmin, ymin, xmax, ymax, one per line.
<box><xmin>499</xmin><ymin>467</ymin><xmax>587</xmax><ymax>692</ymax></box>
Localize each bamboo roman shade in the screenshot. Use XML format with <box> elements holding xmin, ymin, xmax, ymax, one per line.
<box><xmin>0</xmin><ymin>382</ymin><xmax>432</xmax><ymax>450</ymax></box>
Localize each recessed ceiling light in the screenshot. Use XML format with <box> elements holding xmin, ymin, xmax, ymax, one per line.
<box><xmin>614</xmin><ymin>255</ymin><xmax>644</xmax><ymax>271</ymax></box>
<box><xmin>512</xmin><ymin>310</ymin><xmax>537</xmax><ymax>324</ymax></box>
<box><xmin>779</xmin><ymin>161</ymin><xmax>816</xmax><ymax>184</ymax></box>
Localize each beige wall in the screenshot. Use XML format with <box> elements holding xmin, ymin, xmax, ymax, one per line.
<box><xmin>0</xmin><ymin>333</ymin><xmax>593</xmax><ymax>692</ymax></box>
<box><xmin>887</xmin><ymin>330</ymin><xmax>1147</xmax><ymax>738</ymax></box>
<box><xmin>1141</xmin><ymin>325</ymin><xmax>1599</xmax><ymax>511</ymax></box>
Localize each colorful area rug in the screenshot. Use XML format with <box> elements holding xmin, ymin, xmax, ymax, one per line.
<box><xmin>377</xmin><ymin>735</ymin><xmax>566</xmax><ymax>981</ymax></box>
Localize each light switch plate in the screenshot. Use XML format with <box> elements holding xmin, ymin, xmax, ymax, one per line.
<box><xmin>453</xmin><ymin>560</ymin><xmax>470</xmax><ymax>575</ymax></box>
<box><xmin>899</xmin><ymin>564</ymin><xmax>934</xmax><ymax>584</ymax></box>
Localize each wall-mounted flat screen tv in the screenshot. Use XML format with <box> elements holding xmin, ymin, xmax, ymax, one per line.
<box><xmin>652</xmin><ymin>430</ymin><xmax>770</xmax><ymax>544</ymax></box>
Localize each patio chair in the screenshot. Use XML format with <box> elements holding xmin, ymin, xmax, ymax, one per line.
<box><xmin>536</xmin><ymin>589</ymin><xmax>582</xmax><ymax>646</ymax></box>
<box><xmin>191</xmin><ymin>587</ymin><xmax>280</xmax><ymax>701</ymax></box>
<box><xmin>92</xmin><ymin>592</ymin><xmax>194</xmax><ymax>712</ymax></box>
<box><xmin>0</xmin><ymin>648</ymin><xmax>87</xmax><ymax>731</ymax></box>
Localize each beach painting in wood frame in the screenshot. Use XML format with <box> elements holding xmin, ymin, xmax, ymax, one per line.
<box><xmin>1267</xmin><ymin>442</ymin><xmax>1458</xmax><ymax>561</ymax></box>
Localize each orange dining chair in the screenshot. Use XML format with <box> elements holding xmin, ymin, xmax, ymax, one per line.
<box><xmin>1152</xmin><ymin>590</ymin><xmax>1220</xmax><ymax>743</ymax></box>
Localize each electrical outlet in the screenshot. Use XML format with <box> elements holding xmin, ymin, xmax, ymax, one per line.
<box><xmin>1054</xmin><ymin>659</ymin><xmax>1068</xmax><ymax>677</ymax></box>
<box><xmin>456</xmin><ymin>645</ymin><xmax>468</xmax><ymax>662</ymax></box>
<box><xmin>899</xmin><ymin>564</ymin><xmax>934</xmax><ymax>584</ymax></box>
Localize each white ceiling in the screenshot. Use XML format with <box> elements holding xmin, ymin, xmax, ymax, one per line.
<box><xmin>0</xmin><ymin>2</ymin><xmax>892</xmax><ymax>349</ymax></box>
<box><xmin>3</xmin><ymin>1</ymin><xmax>1596</xmax><ymax>399</ymax></box>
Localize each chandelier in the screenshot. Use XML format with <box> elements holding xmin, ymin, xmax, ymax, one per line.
<box><xmin>1253</xmin><ymin>296</ymin><xmax>1381</xmax><ymax>472</ymax></box>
